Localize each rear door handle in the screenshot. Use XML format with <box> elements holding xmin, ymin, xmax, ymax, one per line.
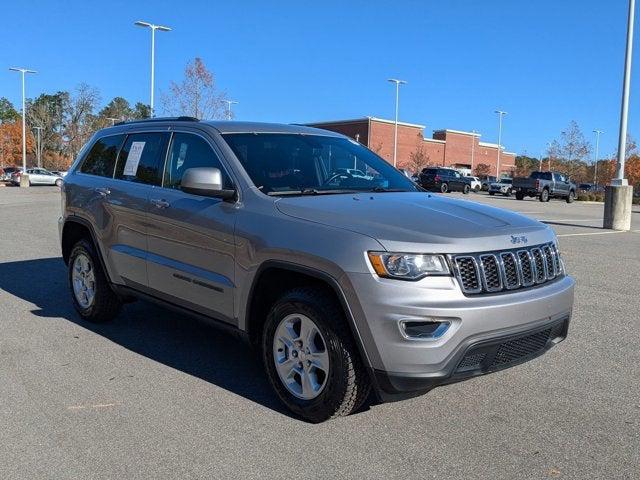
<box><xmin>95</xmin><ymin>187</ymin><xmax>110</xmax><ymax>196</ymax></box>
<box><xmin>151</xmin><ymin>198</ymin><xmax>170</xmax><ymax>209</ymax></box>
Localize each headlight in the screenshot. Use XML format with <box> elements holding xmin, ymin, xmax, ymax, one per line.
<box><xmin>367</xmin><ymin>252</ymin><xmax>450</xmax><ymax>280</ymax></box>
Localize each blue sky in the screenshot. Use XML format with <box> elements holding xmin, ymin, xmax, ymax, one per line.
<box><xmin>0</xmin><ymin>0</ymin><xmax>637</xmax><ymax>158</ymax></box>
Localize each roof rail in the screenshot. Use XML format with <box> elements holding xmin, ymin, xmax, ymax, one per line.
<box><xmin>114</xmin><ymin>116</ymin><xmax>199</xmax><ymax>126</ymax></box>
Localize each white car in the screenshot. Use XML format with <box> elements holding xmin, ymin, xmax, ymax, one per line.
<box><xmin>11</xmin><ymin>168</ymin><xmax>64</xmax><ymax>187</ymax></box>
<box><xmin>465</xmin><ymin>176</ymin><xmax>482</xmax><ymax>192</ymax></box>
<box><xmin>488</xmin><ymin>178</ymin><xmax>513</xmax><ymax>196</ymax></box>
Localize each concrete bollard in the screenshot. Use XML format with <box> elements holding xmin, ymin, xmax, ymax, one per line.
<box><xmin>603</xmin><ymin>185</ymin><xmax>633</xmax><ymax>230</ymax></box>
<box><xmin>19</xmin><ymin>173</ymin><xmax>30</xmax><ymax>188</ymax></box>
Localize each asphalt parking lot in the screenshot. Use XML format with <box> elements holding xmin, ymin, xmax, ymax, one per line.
<box><xmin>1</xmin><ymin>186</ymin><xmax>638</xmax><ymax>479</ymax></box>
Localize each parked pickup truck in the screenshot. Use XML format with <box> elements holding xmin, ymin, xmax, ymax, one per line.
<box><xmin>513</xmin><ymin>171</ymin><xmax>577</xmax><ymax>203</ymax></box>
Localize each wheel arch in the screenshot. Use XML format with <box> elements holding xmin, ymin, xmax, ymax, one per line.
<box><xmin>61</xmin><ymin>217</ymin><xmax>113</xmax><ymax>283</ymax></box>
<box><xmin>244</xmin><ymin>260</ymin><xmax>374</xmax><ymax>371</ymax></box>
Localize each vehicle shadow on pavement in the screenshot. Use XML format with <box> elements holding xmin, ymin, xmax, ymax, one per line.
<box><xmin>0</xmin><ymin>257</ymin><xmax>302</xmax><ymax>420</ymax></box>
<box><xmin>541</xmin><ymin>221</ymin><xmax>604</xmax><ymax>229</ymax></box>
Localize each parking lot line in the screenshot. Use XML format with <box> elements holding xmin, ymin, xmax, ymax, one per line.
<box><xmin>556</xmin><ymin>230</ymin><xmax>631</xmax><ymax>237</ymax></box>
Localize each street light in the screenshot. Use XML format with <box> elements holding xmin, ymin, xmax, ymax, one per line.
<box><xmin>592</xmin><ymin>129</ymin><xmax>603</xmax><ymax>185</ymax></box>
<box><xmin>470</xmin><ymin>130</ymin><xmax>476</xmax><ymax>173</ymax></box>
<box><xmin>494</xmin><ymin>110</ymin><xmax>507</xmax><ymax>177</ymax></box>
<box><xmin>225</xmin><ymin>100</ymin><xmax>238</xmax><ymax>120</ymax></box>
<box><xmin>388</xmin><ymin>78</ymin><xmax>407</xmax><ymax>167</ymax></box>
<box><xmin>134</xmin><ymin>20</ymin><xmax>171</xmax><ymax>117</ymax></box>
<box><xmin>106</xmin><ymin>117</ymin><xmax>120</xmax><ymax>126</ymax></box>
<box><xmin>33</xmin><ymin>126</ymin><xmax>43</xmax><ymax>168</ymax></box>
<box><xmin>604</xmin><ymin>0</ymin><xmax>635</xmax><ymax>231</ymax></box>
<box><xmin>9</xmin><ymin>67</ymin><xmax>37</xmax><ymax>177</ymax></box>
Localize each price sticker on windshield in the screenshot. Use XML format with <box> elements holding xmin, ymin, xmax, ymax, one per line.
<box><xmin>123</xmin><ymin>142</ymin><xmax>146</xmax><ymax>176</ymax></box>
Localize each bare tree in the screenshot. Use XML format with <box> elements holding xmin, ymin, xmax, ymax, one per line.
<box><xmin>549</xmin><ymin>121</ymin><xmax>591</xmax><ymax>178</ymax></box>
<box><xmin>408</xmin><ymin>142</ymin><xmax>428</xmax><ymax>173</ymax></box>
<box><xmin>64</xmin><ymin>83</ymin><xmax>101</xmax><ymax>160</ymax></box>
<box><xmin>162</xmin><ymin>58</ymin><xmax>228</xmax><ymax>119</ymax></box>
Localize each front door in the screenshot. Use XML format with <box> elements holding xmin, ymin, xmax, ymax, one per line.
<box><xmin>145</xmin><ymin>131</ymin><xmax>236</xmax><ymax>323</ymax></box>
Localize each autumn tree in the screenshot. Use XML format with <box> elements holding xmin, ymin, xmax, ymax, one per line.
<box><xmin>515</xmin><ymin>155</ymin><xmax>539</xmax><ymax>177</ymax></box>
<box><xmin>474</xmin><ymin>163</ymin><xmax>491</xmax><ymax>177</ymax></box>
<box><xmin>162</xmin><ymin>57</ymin><xmax>228</xmax><ymax>119</ymax></box>
<box><xmin>0</xmin><ymin>122</ymin><xmax>35</xmax><ymax>166</ymax></box>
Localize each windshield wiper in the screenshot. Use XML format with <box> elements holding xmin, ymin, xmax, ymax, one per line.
<box><xmin>267</xmin><ymin>188</ymin><xmax>359</xmax><ymax>196</ymax></box>
<box><xmin>369</xmin><ymin>186</ymin><xmax>411</xmax><ymax>193</ymax></box>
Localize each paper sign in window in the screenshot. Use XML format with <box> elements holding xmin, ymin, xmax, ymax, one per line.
<box><xmin>123</xmin><ymin>142</ymin><xmax>146</xmax><ymax>176</ymax></box>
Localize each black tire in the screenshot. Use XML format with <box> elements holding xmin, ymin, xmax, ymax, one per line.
<box><xmin>262</xmin><ymin>287</ymin><xmax>371</xmax><ymax>423</ymax></box>
<box><xmin>462</xmin><ymin>184</ymin><xmax>470</xmax><ymax>194</ymax></box>
<box><xmin>489</xmin><ymin>191</ymin><xmax>495</xmax><ymax>196</ymax></box>
<box><xmin>566</xmin><ymin>190</ymin><xmax>575</xmax><ymax>203</ymax></box>
<box><xmin>515</xmin><ymin>192</ymin><xmax>525</xmax><ymax>200</ymax></box>
<box><xmin>539</xmin><ymin>188</ymin><xmax>550</xmax><ymax>202</ymax></box>
<box><xmin>55</xmin><ymin>178</ymin><xmax>63</xmax><ymax>187</ymax></box>
<box><xmin>440</xmin><ymin>183</ymin><xmax>448</xmax><ymax>193</ymax></box>
<box><xmin>504</xmin><ymin>188</ymin><xmax>512</xmax><ymax>197</ymax></box>
<box><xmin>474</xmin><ymin>186</ymin><xmax>480</xmax><ymax>193</ymax></box>
<box><xmin>68</xmin><ymin>238</ymin><xmax>121</xmax><ymax>323</ymax></box>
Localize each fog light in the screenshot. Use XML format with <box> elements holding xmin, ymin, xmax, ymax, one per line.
<box><xmin>400</xmin><ymin>320</ymin><xmax>450</xmax><ymax>339</ymax></box>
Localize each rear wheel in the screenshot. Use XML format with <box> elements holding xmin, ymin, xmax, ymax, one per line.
<box><xmin>516</xmin><ymin>192</ymin><xmax>525</xmax><ymax>200</ymax></box>
<box><xmin>262</xmin><ymin>287</ymin><xmax>370</xmax><ymax>423</ymax></box>
<box><xmin>55</xmin><ymin>178</ymin><xmax>63</xmax><ymax>187</ymax></box>
<box><xmin>504</xmin><ymin>188</ymin><xmax>512</xmax><ymax>197</ymax></box>
<box><xmin>440</xmin><ymin>183</ymin><xmax>448</xmax><ymax>193</ymax></box>
<box><xmin>489</xmin><ymin>191</ymin><xmax>495</xmax><ymax>196</ymax></box>
<box><xmin>462</xmin><ymin>184</ymin><xmax>471</xmax><ymax>194</ymax></box>
<box><xmin>68</xmin><ymin>239</ymin><xmax>121</xmax><ymax>323</ymax></box>
<box><xmin>539</xmin><ymin>188</ymin><xmax>550</xmax><ymax>202</ymax></box>
<box><xmin>474</xmin><ymin>185</ymin><xmax>480</xmax><ymax>193</ymax></box>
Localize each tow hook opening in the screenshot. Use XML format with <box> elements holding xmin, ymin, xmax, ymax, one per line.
<box><xmin>401</xmin><ymin>320</ymin><xmax>451</xmax><ymax>340</ymax></box>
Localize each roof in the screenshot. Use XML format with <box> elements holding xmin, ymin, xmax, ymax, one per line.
<box><xmin>433</xmin><ymin>128</ymin><xmax>481</xmax><ymax>137</ymax></box>
<box><xmin>423</xmin><ymin>137</ymin><xmax>446</xmax><ymax>144</ymax></box>
<box><xmin>478</xmin><ymin>141</ymin><xmax>504</xmax><ymax>149</ymax></box>
<box><xmin>305</xmin><ymin>116</ymin><xmax>426</xmax><ymax>129</ymax></box>
<box><xmin>205</xmin><ymin>121</ymin><xmax>343</xmax><ymax>136</ymax></box>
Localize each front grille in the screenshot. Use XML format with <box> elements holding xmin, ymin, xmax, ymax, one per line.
<box><xmin>452</xmin><ymin>242</ymin><xmax>562</xmax><ymax>295</ymax></box>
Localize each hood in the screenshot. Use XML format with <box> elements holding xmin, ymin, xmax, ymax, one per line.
<box><xmin>275</xmin><ymin>192</ymin><xmax>554</xmax><ymax>253</ymax></box>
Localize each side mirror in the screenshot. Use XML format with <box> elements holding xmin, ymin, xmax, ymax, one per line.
<box><xmin>181</xmin><ymin>167</ymin><xmax>236</xmax><ymax>200</ymax></box>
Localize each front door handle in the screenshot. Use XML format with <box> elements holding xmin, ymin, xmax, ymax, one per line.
<box><xmin>151</xmin><ymin>198</ymin><xmax>170</xmax><ymax>209</ymax></box>
<box><xmin>95</xmin><ymin>187</ymin><xmax>111</xmax><ymax>197</ymax></box>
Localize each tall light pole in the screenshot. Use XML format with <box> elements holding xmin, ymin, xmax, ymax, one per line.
<box><xmin>613</xmin><ymin>0</ymin><xmax>634</xmax><ymax>185</ymax></box>
<box><xmin>470</xmin><ymin>130</ymin><xmax>476</xmax><ymax>173</ymax></box>
<box><xmin>593</xmin><ymin>129</ymin><xmax>603</xmax><ymax>185</ymax></box>
<box><xmin>388</xmin><ymin>78</ymin><xmax>407</xmax><ymax>167</ymax></box>
<box><xmin>604</xmin><ymin>0</ymin><xmax>635</xmax><ymax>231</ymax></box>
<box><xmin>106</xmin><ymin>117</ymin><xmax>119</xmax><ymax>126</ymax></box>
<box><xmin>134</xmin><ymin>21</ymin><xmax>171</xmax><ymax>117</ymax></box>
<box><xmin>9</xmin><ymin>67</ymin><xmax>37</xmax><ymax>177</ymax></box>
<box><xmin>494</xmin><ymin>110</ymin><xmax>507</xmax><ymax>177</ymax></box>
<box><xmin>225</xmin><ymin>100</ymin><xmax>238</xmax><ymax>120</ymax></box>
<box><xmin>33</xmin><ymin>126</ymin><xmax>43</xmax><ymax>168</ymax></box>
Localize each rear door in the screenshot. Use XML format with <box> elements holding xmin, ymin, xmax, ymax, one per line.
<box><xmin>553</xmin><ymin>173</ymin><xmax>569</xmax><ymax>195</ymax></box>
<box><xmin>144</xmin><ymin>130</ymin><xmax>237</xmax><ymax>323</ymax></box>
<box><xmin>105</xmin><ymin>131</ymin><xmax>170</xmax><ymax>288</ymax></box>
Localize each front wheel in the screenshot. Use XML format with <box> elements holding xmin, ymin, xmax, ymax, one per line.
<box><xmin>566</xmin><ymin>190</ymin><xmax>575</xmax><ymax>203</ymax></box>
<box><xmin>55</xmin><ymin>178</ymin><xmax>63</xmax><ymax>187</ymax></box>
<box><xmin>489</xmin><ymin>191</ymin><xmax>495</xmax><ymax>196</ymax></box>
<box><xmin>262</xmin><ymin>288</ymin><xmax>370</xmax><ymax>423</ymax></box>
<box><xmin>474</xmin><ymin>186</ymin><xmax>480</xmax><ymax>193</ymax></box>
<box><xmin>504</xmin><ymin>188</ymin><xmax>512</xmax><ymax>197</ymax></box>
<box><xmin>462</xmin><ymin>184</ymin><xmax>471</xmax><ymax>194</ymax></box>
<box><xmin>516</xmin><ymin>192</ymin><xmax>525</xmax><ymax>200</ymax></box>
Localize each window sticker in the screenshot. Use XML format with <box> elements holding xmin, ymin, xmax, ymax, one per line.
<box><xmin>123</xmin><ymin>142</ymin><xmax>146</xmax><ymax>176</ymax></box>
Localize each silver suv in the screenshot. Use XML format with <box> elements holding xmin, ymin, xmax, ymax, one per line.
<box><xmin>59</xmin><ymin>118</ymin><xmax>574</xmax><ymax>422</ymax></box>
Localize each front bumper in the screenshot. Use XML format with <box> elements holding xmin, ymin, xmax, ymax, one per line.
<box><xmin>344</xmin><ymin>272</ymin><xmax>575</xmax><ymax>398</ymax></box>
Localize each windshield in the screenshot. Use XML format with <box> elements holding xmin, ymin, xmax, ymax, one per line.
<box><xmin>222</xmin><ymin>133</ymin><xmax>419</xmax><ymax>195</ymax></box>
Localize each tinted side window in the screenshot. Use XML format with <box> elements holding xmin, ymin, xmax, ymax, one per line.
<box><xmin>163</xmin><ymin>133</ymin><xmax>232</xmax><ymax>190</ymax></box>
<box><xmin>80</xmin><ymin>135</ymin><xmax>125</xmax><ymax>177</ymax></box>
<box><xmin>115</xmin><ymin>132</ymin><xmax>169</xmax><ymax>185</ymax></box>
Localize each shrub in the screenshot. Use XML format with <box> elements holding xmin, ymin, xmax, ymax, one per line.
<box><xmin>576</xmin><ymin>193</ymin><xmax>589</xmax><ymax>202</ymax></box>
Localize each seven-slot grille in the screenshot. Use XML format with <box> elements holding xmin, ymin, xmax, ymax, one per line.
<box><xmin>452</xmin><ymin>243</ymin><xmax>562</xmax><ymax>295</ymax></box>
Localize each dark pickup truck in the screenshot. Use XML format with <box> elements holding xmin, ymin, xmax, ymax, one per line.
<box><xmin>513</xmin><ymin>171</ymin><xmax>577</xmax><ymax>203</ymax></box>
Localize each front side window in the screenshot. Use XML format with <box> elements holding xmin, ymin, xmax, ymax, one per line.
<box><xmin>80</xmin><ymin>135</ymin><xmax>125</xmax><ymax>177</ymax></box>
<box><xmin>163</xmin><ymin>133</ymin><xmax>231</xmax><ymax>190</ymax></box>
<box><xmin>115</xmin><ymin>132</ymin><xmax>169</xmax><ymax>185</ymax></box>
<box><xmin>222</xmin><ymin>133</ymin><xmax>418</xmax><ymax>195</ymax></box>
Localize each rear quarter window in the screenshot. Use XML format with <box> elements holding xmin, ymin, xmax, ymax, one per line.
<box><xmin>80</xmin><ymin>135</ymin><xmax>125</xmax><ymax>177</ymax></box>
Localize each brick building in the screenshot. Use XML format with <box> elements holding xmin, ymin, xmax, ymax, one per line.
<box><xmin>306</xmin><ymin>117</ymin><xmax>516</xmax><ymax>177</ymax></box>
